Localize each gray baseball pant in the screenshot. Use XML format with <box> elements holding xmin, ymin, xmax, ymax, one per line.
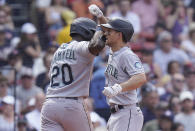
<box><xmin>41</xmin><ymin>97</ymin><xmax>93</xmax><ymax>131</ymax></box>
<box><xmin>107</xmin><ymin>105</ymin><xmax>143</xmax><ymax>131</ymax></box>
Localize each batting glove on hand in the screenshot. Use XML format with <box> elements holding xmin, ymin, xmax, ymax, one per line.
<box><xmin>88</xmin><ymin>4</ymin><xmax>103</xmax><ymax>18</ymax></box>
<box><xmin>102</xmin><ymin>84</ymin><xmax>122</xmax><ymax>98</ymax></box>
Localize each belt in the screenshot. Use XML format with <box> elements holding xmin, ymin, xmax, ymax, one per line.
<box><xmin>110</xmin><ymin>105</ymin><xmax>124</xmax><ymax>113</ymax></box>
<box><xmin>65</xmin><ymin>97</ymin><xmax>78</xmax><ymax>100</ymax></box>
<box><xmin>50</xmin><ymin>97</ymin><xmax>78</xmax><ymax>100</ymax></box>
<box><xmin>110</xmin><ymin>103</ymin><xmax>139</xmax><ymax>114</ymax></box>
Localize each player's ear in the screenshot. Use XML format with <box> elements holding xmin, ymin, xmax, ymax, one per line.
<box><xmin>118</xmin><ymin>32</ymin><xmax>122</xmax><ymax>39</ymax></box>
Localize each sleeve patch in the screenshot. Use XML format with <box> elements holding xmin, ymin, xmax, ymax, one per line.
<box><xmin>134</xmin><ymin>61</ymin><xmax>142</xmax><ymax>69</ymax></box>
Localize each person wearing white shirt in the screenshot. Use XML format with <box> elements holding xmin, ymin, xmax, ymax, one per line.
<box><xmin>154</xmin><ymin>31</ymin><xmax>190</xmax><ymax>75</ymax></box>
<box><xmin>174</xmin><ymin>91</ymin><xmax>195</xmax><ymax>131</ymax></box>
<box><xmin>26</xmin><ymin>93</ymin><xmax>45</xmax><ymax>131</ymax></box>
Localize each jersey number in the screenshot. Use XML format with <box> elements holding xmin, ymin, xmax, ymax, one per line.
<box><xmin>51</xmin><ymin>64</ymin><xmax>73</xmax><ymax>87</ymax></box>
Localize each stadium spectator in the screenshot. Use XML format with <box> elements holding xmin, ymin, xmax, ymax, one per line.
<box><xmin>161</xmin><ymin>73</ymin><xmax>186</xmax><ymax>101</ymax></box>
<box><xmin>45</xmin><ymin>0</ymin><xmax>67</xmax><ymax>27</ymax></box>
<box><xmin>108</xmin><ymin>0</ymin><xmax>141</xmax><ymax>38</ymax></box>
<box><xmin>1</xmin><ymin>50</ymin><xmax>22</xmax><ymax>84</ymax></box>
<box><xmin>0</xmin><ymin>74</ymin><xmax>10</xmax><ymax>102</ymax></box>
<box><xmin>17</xmin><ymin>23</ymin><xmax>41</xmax><ymax>68</ymax></box>
<box><xmin>25</xmin><ymin>93</ymin><xmax>45</xmax><ymax>131</ymax></box>
<box><xmin>142</xmin><ymin>47</ymin><xmax>162</xmax><ymax>86</ymax></box>
<box><xmin>141</xmin><ymin>83</ymin><xmax>159</xmax><ymax>124</ymax></box>
<box><xmin>105</xmin><ymin>0</ymin><xmax>118</xmax><ymax>17</ymax></box>
<box><xmin>17</xmin><ymin>116</ymin><xmax>29</xmax><ymax>131</ymax></box>
<box><xmin>46</xmin><ymin>0</ymin><xmax>70</xmax><ymax>42</ymax></box>
<box><xmin>0</xmin><ymin>95</ymin><xmax>14</xmax><ymax>131</ymax></box>
<box><xmin>169</xmin><ymin>95</ymin><xmax>182</xmax><ymax>116</ymax></box>
<box><xmin>132</xmin><ymin>0</ymin><xmax>165</xmax><ymax>34</ymax></box>
<box><xmin>16</xmin><ymin>68</ymin><xmax>43</xmax><ymax>114</ymax></box>
<box><xmin>154</xmin><ymin>30</ymin><xmax>190</xmax><ymax>74</ymax></box>
<box><xmin>56</xmin><ymin>9</ymin><xmax>76</xmax><ymax>45</ymax></box>
<box><xmin>0</xmin><ymin>8</ymin><xmax>14</xmax><ymax>31</ymax></box>
<box><xmin>172</xmin><ymin>123</ymin><xmax>185</xmax><ymax>131</ymax></box>
<box><xmin>174</xmin><ymin>91</ymin><xmax>195</xmax><ymax>131</ymax></box>
<box><xmin>184</xmin><ymin>64</ymin><xmax>195</xmax><ymax>97</ymax></box>
<box><xmin>167</xmin><ymin>61</ymin><xmax>182</xmax><ymax>75</ymax></box>
<box><xmin>0</xmin><ymin>26</ymin><xmax>14</xmax><ymax>67</ymax></box>
<box><xmin>181</xmin><ymin>22</ymin><xmax>195</xmax><ymax>64</ymax></box>
<box><xmin>36</xmin><ymin>53</ymin><xmax>53</xmax><ymax>92</ymax></box>
<box><xmin>159</xmin><ymin>60</ymin><xmax>182</xmax><ymax>90</ymax></box>
<box><xmin>143</xmin><ymin>102</ymin><xmax>170</xmax><ymax>131</ymax></box>
<box><xmin>171</xmin><ymin>0</ymin><xmax>189</xmax><ymax>42</ymax></box>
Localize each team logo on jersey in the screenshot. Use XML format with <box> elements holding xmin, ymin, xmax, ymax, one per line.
<box><xmin>134</xmin><ymin>62</ymin><xmax>142</xmax><ymax>69</ymax></box>
<box><xmin>105</xmin><ymin>64</ymin><xmax>118</xmax><ymax>79</ymax></box>
<box><xmin>60</xmin><ymin>43</ymin><xmax>69</xmax><ymax>49</ymax></box>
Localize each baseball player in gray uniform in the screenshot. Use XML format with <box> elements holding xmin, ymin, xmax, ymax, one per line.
<box><xmin>89</xmin><ymin>5</ymin><xmax>147</xmax><ymax>131</ymax></box>
<box><xmin>41</xmin><ymin>17</ymin><xmax>106</xmax><ymax>131</ymax></box>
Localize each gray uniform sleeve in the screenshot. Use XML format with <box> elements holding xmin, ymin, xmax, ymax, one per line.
<box><xmin>74</xmin><ymin>41</ymin><xmax>94</xmax><ymax>60</ymax></box>
<box><xmin>121</xmin><ymin>54</ymin><xmax>145</xmax><ymax>76</ymax></box>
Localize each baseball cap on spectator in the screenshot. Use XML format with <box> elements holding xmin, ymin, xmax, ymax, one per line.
<box><xmin>2</xmin><ymin>95</ymin><xmax>14</xmax><ymax>105</ymax></box>
<box><xmin>21</xmin><ymin>23</ymin><xmax>37</xmax><ymax>34</ymax></box>
<box><xmin>20</xmin><ymin>67</ymin><xmax>33</xmax><ymax>79</ymax></box>
<box><xmin>179</xmin><ymin>91</ymin><xmax>194</xmax><ymax>102</ymax></box>
<box><xmin>61</xmin><ymin>9</ymin><xmax>76</xmax><ymax>25</ymax></box>
<box><xmin>157</xmin><ymin>31</ymin><xmax>172</xmax><ymax>44</ymax></box>
<box><xmin>141</xmin><ymin>82</ymin><xmax>157</xmax><ymax>97</ymax></box>
<box><xmin>160</xmin><ymin>110</ymin><xmax>174</xmax><ymax>121</ymax></box>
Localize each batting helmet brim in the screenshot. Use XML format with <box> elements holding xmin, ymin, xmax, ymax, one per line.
<box><xmin>101</xmin><ymin>22</ymin><xmax>125</xmax><ymax>33</ymax></box>
<box><xmin>101</xmin><ymin>23</ymin><xmax>116</xmax><ymax>31</ymax></box>
<box><xmin>101</xmin><ymin>23</ymin><xmax>112</xmax><ymax>28</ymax></box>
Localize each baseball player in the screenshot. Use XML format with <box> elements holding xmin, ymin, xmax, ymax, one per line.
<box><xmin>89</xmin><ymin>5</ymin><xmax>147</xmax><ymax>131</ymax></box>
<box><xmin>41</xmin><ymin>17</ymin><xmax>106</xmax><ymax>131</ymax></box>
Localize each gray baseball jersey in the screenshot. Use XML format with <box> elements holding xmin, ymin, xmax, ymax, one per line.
<box><xmin>46</xmin><ymin>40</ymin><xmax>95</xmax><ymax>98</ymax></box>
<box><xmin>105</xmin><ymin>46</ymin><xmax>145</xmax><ymax>105</ymax></box>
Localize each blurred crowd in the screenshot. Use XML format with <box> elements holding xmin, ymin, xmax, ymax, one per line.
<box><xmin>0</xmin><ymin>0</ymin><xmax>195</xmax><ymax>131</ymax></box>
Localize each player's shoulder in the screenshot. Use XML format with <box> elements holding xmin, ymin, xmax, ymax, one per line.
<box><xmin>121</xmin><ymin>47</ymin><xmax>138</xmax><ymax>58</ymax></box>
<box><xmin>68</xmin><ymin>40</ymin><xmax>89</xmax><ymax>47</ymax></box>
<box><xmin>118</xmin><ymin>47</ymin><xmax>141</xmax><ymax>65</ymax></box>
<box><xmin>59</xmin><ymin>41</ymin><xmax>88</xmax><ymax>49</ymax></box>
